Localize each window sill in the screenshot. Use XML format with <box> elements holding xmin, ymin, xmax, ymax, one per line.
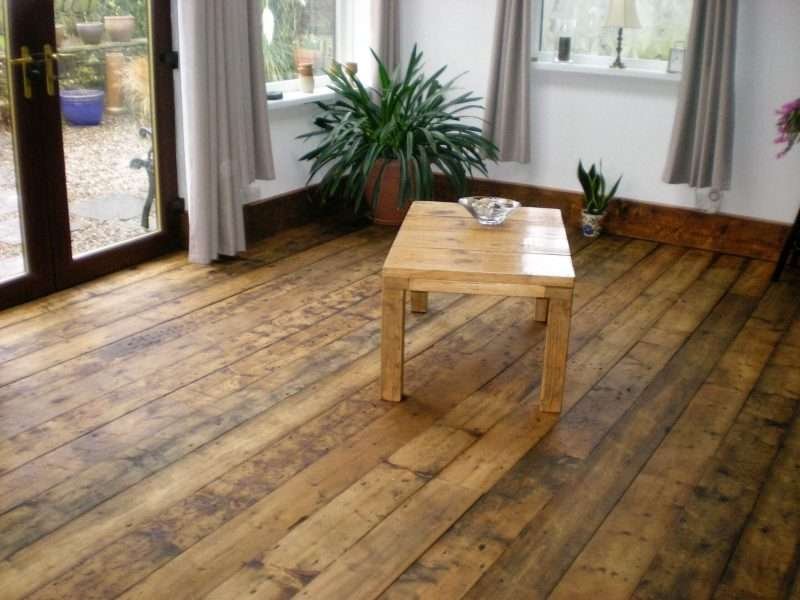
<box><xmin>532</xmin><ymin>60</ymin><xmax>681</xmax><ymax>82</ymax></box>
<box><xmin>268</xmin><ymin>88</ymin><xmax>336</xmax><ymax>111</ymax></box>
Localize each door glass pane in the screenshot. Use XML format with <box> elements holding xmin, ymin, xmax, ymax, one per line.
<box><xmin>54</xmin><ymin>0</ymin><xmax>158</xmax><ymax>258</ymax></box>
<box><xmin>0</xmin><ymin>1</ymin><xmax>26</xmax><ymax>282</ymax></box>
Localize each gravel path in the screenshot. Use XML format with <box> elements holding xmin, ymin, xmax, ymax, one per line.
<box><xmin>0</xmin><ymin>113</ymin><xmax>156</xmax><ymax>271</ymax></box>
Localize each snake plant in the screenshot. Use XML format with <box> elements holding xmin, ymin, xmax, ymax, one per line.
<box><xmin>577</xmin><ymin>161</ymin><xmax>622</xmax><ymax>215</ymax></box>
<box><xmin>298</xmin><ymin>45</ymin><xmax>499</xmax><ymax>212</ymax></box>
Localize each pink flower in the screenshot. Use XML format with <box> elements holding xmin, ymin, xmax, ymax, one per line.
<box><xmin>775</xmin><ymin>96</ymin><xmax>800</xmax><ymax>158</ymax></box>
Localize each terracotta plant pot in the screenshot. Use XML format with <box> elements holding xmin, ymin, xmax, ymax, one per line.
<box><xmin>104</xmin><ymin>15</ymin><xmax>135</xmax><ymax>43</ymax></box>
<box><xmin>293</xmin><ymin>47</ymin><xmax>320</xmax><ymax>70</ymax></box>
<box><xmin>364</xmin><ymin>160</ymin><xmax>412</xmax><ymax>226</ymax></box>
<box><xmin>581</xmin><ymin>209</ymin><xmax>605</xmax><ymax>238</ymax></box>
<box><xmin>55</xmin><ymin>24</ymin><xmax>66</xmax><ymax>48</ymax></box>
<box><xmin>76</xmin><ymin>22</ymin><xmax>104</xmax><ymax>45</ymax></box>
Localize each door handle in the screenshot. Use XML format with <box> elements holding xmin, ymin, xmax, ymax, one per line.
<box><xmin>8</xmin><ymin>46</ymin><xmax>35</xmax><ymax>99</ymax></box>
<box><xmin>9</xmin><ymin>45</ymin><xmax>74</xmax><ymax>99</ymax></box>
<box><xmin>43</xmin><ymin>45</ymin><xmax>60</xmax><ymax>97</ymax></box>
<box><xmin>43</xmin><ymin>47</ymin><xmax>78</xmax><ymax>97</ymax></box>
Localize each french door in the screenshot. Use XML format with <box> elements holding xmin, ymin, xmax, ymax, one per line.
<box><xmin>0</xmin><ymin>0</ymin><xmax>178</xmax><ymax>310</ymax></box>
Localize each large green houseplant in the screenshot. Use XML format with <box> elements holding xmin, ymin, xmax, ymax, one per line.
<box><xmin>299</xmin><ymin>46</ymin><xmax>499</xmax><ymax>225</ymax></box>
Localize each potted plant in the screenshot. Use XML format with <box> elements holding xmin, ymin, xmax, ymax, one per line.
<box><xmin>299</xmin><ymin>46</ymin><xmax>499</xmax><ymax>225</ymax></box>
<box><xmin>73</xmin><ymin>0</ymin><xmax>104</xmax><ymax>45</ymax></box>
<box><xmin>103</xmin><ymin>0</ymin><xmax>136</xmax><ymax>43</ymax></box>
<box><xmin>775</xmin><ymin>97</ymin><xmax>800</xmax><ymax>158</ymax></box>
<box><xmin>577</xmin><ymin>160</ymin><xmax>622</xmax><ymax>237</ymax></box>
<box><xmin>55</xmin><ymin>24</ymin><xmax>66</xmax><ymax>47</ymax></box>
<box><xmin>59</xmin><ymin>58</ymin><xmax>105</xmax><ymax>125</ymax></box>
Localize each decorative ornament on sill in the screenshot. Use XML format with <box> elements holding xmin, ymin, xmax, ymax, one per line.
<box><xmin>667</xmin><ymin>41</ymin><xmax>686</xmax><ymax>74</ymax></box>
<box><xmin>555</xmin><ymin>19</ymin><xmax>576</xmax><ymax>63</ymax></box>
<box><xmin>605</xmin><ymin>0</ymin><xmax>641</xmax><ymax>69</ymax></box>
<box><xmin>298</xmin><ymin>63</ymin><xmax>315</xmax><ymax>94</ymax></box>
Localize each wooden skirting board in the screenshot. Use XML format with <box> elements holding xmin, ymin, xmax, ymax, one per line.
<box><xmin>434</xmin><ymin>175</ymin><xmax>791</xmax><ymax>262</ymax></box>
<box><xmin>179</xmin><ymin>186</ymin><xmax>319</xmax><ymax>250</ymax></box>
<box><xmin>180</xmin><ymin>178</ymin><xmax>789</xmax><ymax>262</ymax></box>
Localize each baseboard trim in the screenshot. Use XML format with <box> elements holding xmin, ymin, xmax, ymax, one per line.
<box><xmin>181</xmin><ymin>178</ymin><xmax>788</xmax><ymax>262</ymax></box>
<box><xmin>433</xmin><ymin>175</ymin><xmax>790</xmax><ymax>262</ymax></box>
<box><xmin>244</xmin><ymin>185</ymin><xmax>318</xmax><ymax>245</ymax></box>
<box><xmin>178</xmin><ymin>185</ymin><xmax>320</xmax><ymax>250</ymax></box>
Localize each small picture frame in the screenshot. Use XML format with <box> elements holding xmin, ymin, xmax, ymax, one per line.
<box><xmin>667</xmin><ymin>44</ymin><xmax>686</xmax><ymax>74</ymax></box>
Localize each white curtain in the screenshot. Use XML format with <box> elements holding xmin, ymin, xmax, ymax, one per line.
<box><xmin>663</xmin><ymin>0</ymin><xmax>738</xmax><ymax>192</ymax></box>
<box><xmin>485</xmin><ymin>0</ymin><xmax>532</xmax><ymax>163</ymax></box>
<box><xmin>176</xmin><ymin>0</ymin><xmax>275</xmax><ymax>264</ymax></box>
<box><xmin>370</xmin><ymin>0</ymin><xmax>399</xmax><ymax>83</ymax></box>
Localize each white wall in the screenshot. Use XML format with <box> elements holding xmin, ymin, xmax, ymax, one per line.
<box><xmin>248</xmin><ymin>104</ymin><xmax>320</xmax><ymax>202</ymax></box>
<box><xmin>395</xmin><ymin>0</ymin><xmax>800</xmax><ymax>223</ymax></box>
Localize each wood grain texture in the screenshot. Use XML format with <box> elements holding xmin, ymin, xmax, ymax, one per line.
<box><xmin>539</xmin><ymin>297</ymin><xmax>572</xmax><ymax>413</ymax></box>
<box><xmin>384</xmin><ymin>201</ymin><xmax>575</xmax><ymax>288</ymax></box>
<box><xmin>409</xmin><ymin>291</ymin><xmax>428</xmax><ymax>314</ymax></box>
<box><xmin>381</xmin><ymin>288</ymin><xmax>406</xmax><ymax>402</ymax></box>
<box><xmin>0</xmin><ymin>222</ymin><xmax>797</xmax><ymax>600</ymax></box>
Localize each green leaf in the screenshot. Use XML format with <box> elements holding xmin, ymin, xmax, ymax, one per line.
<box><xmin>298</xmin><ymin>45</ymin><xmax>497</xmax><ymax>210</ymax></box>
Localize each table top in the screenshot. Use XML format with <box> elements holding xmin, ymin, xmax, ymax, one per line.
<box><xmin>383</xmin><ymin>201</ymin><xmax>575</xmax><ymax>288</ymax></box>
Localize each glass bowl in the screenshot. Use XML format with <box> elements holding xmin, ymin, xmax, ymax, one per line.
<box><xmin>458</xmin><ymin>196</ymin><xmax>521</xmax><ymax>225</ymax></box>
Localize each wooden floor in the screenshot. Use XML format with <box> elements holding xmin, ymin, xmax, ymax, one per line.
<box><xmin>0</xmin><ymin>222</ymin><xmax>799</xmax><ymax>600</ymax></box>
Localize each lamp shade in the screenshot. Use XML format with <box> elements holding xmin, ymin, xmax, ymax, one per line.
<box><xmin>605</xmin><ymin>0</ymin><xmax>641</xmax><ymax>28</ymax></box>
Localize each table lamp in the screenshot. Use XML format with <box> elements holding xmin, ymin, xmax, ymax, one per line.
<box><xmin>606</xmin><ymin>0</ymin><xmax>641</xmax><ymax>68</ymax></box>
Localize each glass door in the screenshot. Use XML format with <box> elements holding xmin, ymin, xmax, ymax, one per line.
<box><xmin>0</xmin><ymin>7</ymin><xmax>26</xmax><ymax>283</ymax></box>
<box><xmin>0</xmin><ymin>0</ymin><xmax>57</xmax><ymax>307</ymax></box>
<box><xmin>0</xmin><ymin>0</ymin><xmax>178</xmax><ymax>309</ymax></box>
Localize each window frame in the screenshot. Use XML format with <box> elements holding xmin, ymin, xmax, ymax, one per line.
<box><xmin>534</xmin><ymin>0</ymin><xmax>688</xmax><ymax>73</ymax></box>
<box><xmin>264</xmin><ymin>0</ymin><xmax>349</xmax><ymax>93</ymax></box>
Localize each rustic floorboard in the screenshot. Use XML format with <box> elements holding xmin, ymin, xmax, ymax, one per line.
<box><xmin>0</xmin><ymin>223</ymin><xmax>797</xmax><ymax>599</ymax></box>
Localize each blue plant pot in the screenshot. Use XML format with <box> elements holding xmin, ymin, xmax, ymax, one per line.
<box><xmin>60</xmin><ymin>90</ymin><xmax>105</xmax><ymax>126</ymax></box>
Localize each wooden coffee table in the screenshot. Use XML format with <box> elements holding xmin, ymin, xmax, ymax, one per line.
<box><xmin>380</xmin><ymin>201</ymin><xmax>575</xmax><ymax>413</ymax></box>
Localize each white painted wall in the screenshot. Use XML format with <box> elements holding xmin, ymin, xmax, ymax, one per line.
<box><xmin>248</xmin><ymin>104</ymin><xmax>321</xmax><ymax>202</ymax></box>
<box><xmin>394</xmin><ymin>0</ymin><xmax>800</xmax><ymax>223</ymax></box>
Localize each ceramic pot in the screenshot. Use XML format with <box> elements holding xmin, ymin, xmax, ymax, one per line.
<box><xmin>294</xmin><ymin>47</ymin><xmax>320</xmax><ymax>70</ymax></box>
<box><xmin>55</xmin><ymin>24</ymin><xmax>66</xmax><ymax>48</ymax></box>
<box><xmin>365</xmin><ymin>160</ymin><xmax>412</xmax><ymax>226</ymax></box>
<box><xmin>298</xmin><ymin>63</ymin><xmax>314</xmax><ymax>94</ymax></box>
<box><xmin>60</xmin><ymin>90</ymin><xmax>105</xmax><ymax>126</ymax></box>
<box><xmin>104</xmin><ymin>52</ymin><xmax>126</xmax><ymax>114</ymax></box>
<box><xmin>76</xmin><ymin>22</ymin><xmax>104</xmax><ymax>45</ymax></box>
<box><xmin>581</xmin><ymin>210</ymin><xmax>605</xmax><ymax>238</ymax></box>
<box><xmin>104</xmin><ymin>15</ymin><xmax>135</xmax><ymax>43</ymax></box>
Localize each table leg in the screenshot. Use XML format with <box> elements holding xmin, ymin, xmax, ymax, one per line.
<box><xmin>410</xmin><ymin>291</ymin><xmax>428</xmax><ymax>313</ymax></box>
<box><xmin>540</xmin><ymin>296</ymin><xmax>572</xmax><ymax>413</ymax></box>
<box><xmin>381</xmin><ymin>287</ymin><xmax>406</xmax><ymax>402</ymax></box>
<box><xmin>534</xmin><ymin>298</ymin><xmax>549</xmax><ymax>323</ymax></box>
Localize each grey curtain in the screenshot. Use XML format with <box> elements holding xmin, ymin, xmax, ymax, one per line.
<box><xmin>663</xmin><ymin>0</ymin><xmax>738</xmax><ymax>191</ymax></box>
<box><xmin>371</xmin><ymin>0</ymin><xmax>399</xmax><ymax>81</ymax></box>
<box><xmin>176</xmin><ymin>0</ymin><xmax>275</xmax><ymax>264</ymax></box>
<box><xmin>484</xmin><ymin>0</ymin><xmax>532</xmax><ymax>163</ymax></box>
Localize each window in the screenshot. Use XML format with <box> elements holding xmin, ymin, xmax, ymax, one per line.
<box><xmin>261</xmin><ymin>0</ymin><xmax>337</xmax><ymax>83</ymax></box>
<box><xmin>540</xmin><ymin>0</ymin><xmax>693</xmax><ymax>62</ymax></box>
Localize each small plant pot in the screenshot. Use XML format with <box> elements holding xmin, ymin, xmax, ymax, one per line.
<box><xmin>293</xmin><ymin>47</ymin><xmax>320</xmax><ymax>70</ymax></box>
<box><xmin>298</xmin><ymin>63</ymin><xmax>315</xmax><ymax>94</ymax></box>
<box><xmin>581</xmin><ymin>210</ymin><xmax>605</xmax><ymax>238</ymax></box>
<box><xmin>60</xmin><ymin>89</ymin><xmax>105</xmax><ymax>126</ymax></box>
<box><xmin>104</xmin><ymin>15</ymin><xmax>135</xmax><ymax>43</ymax></box>
<box><xmin>76</xmin><ymin>22</ymin><xmax>104</xmax><ymax>45</ymax></box>
<box><xmin>365</xmin><ymin>160</ymin><xmax>411</xmax><ymax>226</ymax></box>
